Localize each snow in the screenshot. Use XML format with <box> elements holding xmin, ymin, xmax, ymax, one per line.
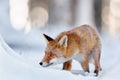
<box><xmin>0</xmin><ymin>0</ymin><xmax>120</xmax><ymax>80</ymax></box>
<box><xmin>1</xmin><ymin>29</ymin><xmax>120</xmax><ymax>80</ymax></box>
<box><xmin>0</xmin><ymin>35</ymin><xmax>97</xmax><ymax>80</ymax></box>
<box><xmin>0</xmin><ymin>35</ymin><xmax>120</xmax><ymax>80</ymax></box>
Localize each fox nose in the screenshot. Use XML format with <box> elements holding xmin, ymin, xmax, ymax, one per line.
<box><xmin>39</xmin><ymin>62</ymin><xmax>43</xmax><ymax>65</ymax></box>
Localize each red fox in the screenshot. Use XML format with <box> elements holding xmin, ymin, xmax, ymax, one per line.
<box><xmin>39</xmin><ymin>25</ymin><xmax>101</xmax><ymax>76</ymax></box>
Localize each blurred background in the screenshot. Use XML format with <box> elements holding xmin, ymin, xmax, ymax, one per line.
<box><xmin>0</xmin><ymin>0</ymin><xmax>120</xmax><ymax>61</ymax></box>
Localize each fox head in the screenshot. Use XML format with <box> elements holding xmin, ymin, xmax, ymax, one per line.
<box><xmin>39</xmin><ymin>34</ymin><xmax>70</xmax><ymax>67</ymax></box>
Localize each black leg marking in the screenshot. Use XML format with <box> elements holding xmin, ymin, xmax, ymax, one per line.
<box><xmin>85</xmin><ymin>69</ymin><xmax>90</xmax><ymax>73</ymax></box>
<box><xmin>94</xmin><ymin>69</ymin><xmax>99</xmax><ymax>76</ymax></box>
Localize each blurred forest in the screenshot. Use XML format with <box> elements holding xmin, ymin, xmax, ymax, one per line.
<box><xmin>10</xmin><ymin>0</ymin><xmax>120</xmax><ymax>36</ymax></box>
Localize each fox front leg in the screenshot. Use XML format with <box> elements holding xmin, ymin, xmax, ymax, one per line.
<box><xmin>63</xmin><ymin>60</ymin><xmax>72</xmax><ymax>71</ymax></box>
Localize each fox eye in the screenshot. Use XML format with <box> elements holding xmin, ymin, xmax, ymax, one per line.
<box><xmin>50</xmin><ymin>53</ymin><xmax>54</xmax><ymax>57</ymax></box>
<box><xmin>49</xmin><ymin>54</ymin><xmax>52</xmax><ymax>56</ymax></box>
<box><xmin>49</xmin><ymin>53</ymin><xmax>56</xmax><ymax>57</ymax></box>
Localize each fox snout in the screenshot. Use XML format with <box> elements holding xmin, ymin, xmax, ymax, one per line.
<box><xmin>39</xmin><ymin>61</ymin><xmax>54</xmax><ymax>67</ymax></box>
<box><xmin>39</xmin><ymin>54</ymin><xmax>58</xmax><ymax>67</ymax></box>
<box><xmin>39</xmin><ymin>62</ymin><xmax>43</xmax><ymax>65</ymax></box>
<box><xmin>39</xmin><ymin>61</ymin><xmax>49</xmax><ymax>67</ymax></box>
<box><xmin>39</xmin><ymin>59</ymin><xmax>57</xmax><ymax>67</ymax></box>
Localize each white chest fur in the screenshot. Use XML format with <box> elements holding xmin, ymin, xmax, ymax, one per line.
<box><xmin>72</xmin><ymin>53</ymin><xmax>84</xmax><ymax>62</ymax></box>
<box><xmin>49</xmin><ymin>51</ymin><xmax>84</xmax><ymax>66</ymax></box>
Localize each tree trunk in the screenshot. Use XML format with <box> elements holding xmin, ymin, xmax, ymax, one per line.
<box><xmin>74</xmin><ymin>0</ymin><xmax>95</xmax><ymax>27</ymax></box>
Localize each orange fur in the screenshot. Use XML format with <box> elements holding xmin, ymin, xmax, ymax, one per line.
<box><xmin>40</xmin><ymin>24</ymin><xmax>101</xmax><ymax>76</ymax></box>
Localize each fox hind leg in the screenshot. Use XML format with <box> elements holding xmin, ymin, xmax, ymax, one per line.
<box><xmin>92</xmin><ymin>44</ymin><xmax>101</xmax><ymax>76</ymax></box>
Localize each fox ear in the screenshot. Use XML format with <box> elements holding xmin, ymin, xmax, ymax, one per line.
<box><xmin>43</xmin><ymin>34</ymin><xmax>54</xmax><ymax>43</ymax></box>
<box><xmin>58</xmin><ymin>35</ymin><xmax>68</xmax><ymax>47</ymax></box>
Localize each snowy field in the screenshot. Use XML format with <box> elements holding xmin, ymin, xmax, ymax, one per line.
<box><xmin>1</xmin><ymin>29</ymin><xmax>120</xmax><ymax>80</ymax></box>
<box><xmin>0</xmin><ymin>0</ymin><xmax>120</xmax><ymax>80</ymax></box>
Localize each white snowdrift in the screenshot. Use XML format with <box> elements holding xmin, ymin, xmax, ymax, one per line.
<box><xmin>0</xmin><ymin>34</ymin><xmax>120</xmax><ymax>80</ymax></box>
<box><xmin>0</xmin><ymin>35</ymin><xmax>97</xmax><ymax>80</ymax></box>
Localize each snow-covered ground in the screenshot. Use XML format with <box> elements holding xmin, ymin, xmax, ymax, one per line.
<box><xmin>1</xmin><ymin>28</ymin><xmax>120</xmax><ymax>80</ymax></box>
<box><xmin>0</xmin><ymin>0</ymin><xmax>120</xmax><ymax>80</ymax></box>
